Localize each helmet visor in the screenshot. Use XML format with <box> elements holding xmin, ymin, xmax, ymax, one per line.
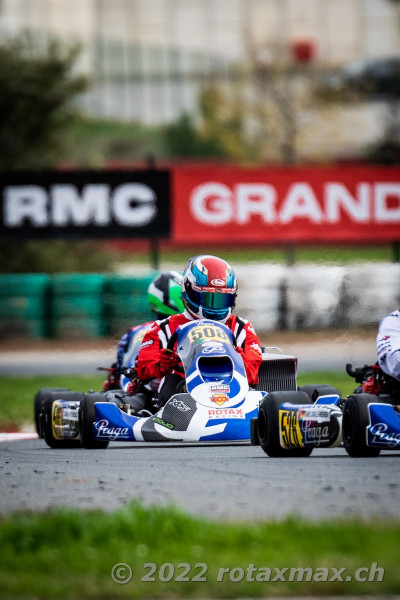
<box><xmin>191</xmin><ymin>288</ymin><xmax>236</xmax><ymax>310</ymax></box>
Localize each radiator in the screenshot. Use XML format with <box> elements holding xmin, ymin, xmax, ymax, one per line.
<box><xmin>255</xmin><ymin>353</ymin><xmax>297</xmax><ymax>393</ymax></box>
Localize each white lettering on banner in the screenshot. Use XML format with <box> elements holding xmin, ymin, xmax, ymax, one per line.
<box><xmin>236</xmin><ymin>184</ymin><xmax>276</xmax><ymax>224</ymax></box>
<box><xmin>189</xmin><ymin>181</ymin><xmax>400</xmax><ymax>225</ymax></box>
<box><xmin>52</xmin><ymin>184</ymin><xmax>109</xmax><ymax>226</ymax></box>
<box><xmin>325</xmin><ymin>183</ymin><xmax>370</xmax><ymax>223</ymax></box>
<box><xmin>4</xmin><ymin>186</ymin><xmax>48</xmax><ymax>226</ymax></box>
<box><xmin>374</xmin><ymin>184</ymin><xmax>400</xmax><ymax>222</ymax></box>
<box><xmin>280</xmin><ymin>183</ymin><xmax>323</xmax><ymax>223</ymax></box>
<box><xmin>191</xmin><ymin>182</ymin><xmax>233</xmax><ymax>225</ymax></box>
<box><xmin>3</xmin><ymin>183</ymin><xmax>158</xmax><ymax>228</ymax></box>
<box><xmin>113</xmin><ymin>183</ymin><xmax>157</xmax><ymax>226</ymax></box>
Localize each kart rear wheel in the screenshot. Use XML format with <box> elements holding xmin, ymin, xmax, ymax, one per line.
<box><xmin>79</xmin><ymin>394</ymin><xmax>109</xmax><ymax>449</ymax></box>
<box><xmin>43</xmin><ymin>391</ymin><xmax>83</xmax><ymax>449</ymax></box>
<box><xmin>34</xmin><ymin>387</ymin><xmax>69</xmax><ymax>437</ymax></box>
<box><xmin>258</xmin><ymin>391</ymin><xmax>313</xmax><ymax>457</ymax></box>
<box><xmin>298</xmin><ymin>384</ymin><xmax>341</xmax><ymax>402</ymax></box>
<box><xmin>342</xmin><ymin>394</ymin><xmax>381</xmax><ymax>457</ymax></box>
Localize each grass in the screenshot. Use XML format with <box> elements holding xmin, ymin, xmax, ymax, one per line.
<box><xmin>0</xmin><ymin>375</ymin><xmax>104</xmax><ymax>432</ymax></box>
<box><xmin>0</xmin><ymin>371</ymin><xmax>356</xmax><ymax>432</ymax></box>
<box><xmin>0</xmin><ymin>502</ymin><xmax>399</xmax><ymax>599</ymax></box>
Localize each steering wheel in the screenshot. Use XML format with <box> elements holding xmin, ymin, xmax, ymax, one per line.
<box><xmin>166</xmin><ymin>330</ymin><xmax>184</xmax><ymax>373</ymax></box>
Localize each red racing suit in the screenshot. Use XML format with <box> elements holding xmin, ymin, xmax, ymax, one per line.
<box><xmin>137</xmin><ymin>311</ymin><xmax>262</xmax><ymax>386</ymax></box>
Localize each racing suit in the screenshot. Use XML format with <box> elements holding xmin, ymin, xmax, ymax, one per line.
<box><xmin>377</xmin><ymin>309</ymin><xmax>400</xmax><ymax>381</ymax></box>
<box><xmin>137</xmin><ymin>311</ymin><xmax>263</xmax><ymax>406</ymax></box>
<box><xmin>105</xmin><ymin>322</ymin><xmax>159</xmax><ymax>414</ymax></box>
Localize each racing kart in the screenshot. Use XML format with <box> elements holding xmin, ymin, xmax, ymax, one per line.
<box><xmin>341</xmin><ymin>363</ymin><xmax>400</xmax><ymax>457</ymax></box>
<box><xmin>251</xmin><ymin>384</ymin><xmax>343</xmax><ymax>457</ymax></box>
<box><xmin>251</xmin><ymin>357</ymin><xmax>400</xmax><ymax>458</ymax></box>
<box><xmin>36</xmin><ymin>319</ymin><xmax>273</xmax><ymax>449</ymax></box>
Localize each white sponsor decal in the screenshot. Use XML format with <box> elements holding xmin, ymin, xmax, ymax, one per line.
<box><xmin>202</xmin><ymin>343</ymin><xmax>225</xmax><ymax>354</ymax></box>
<box><xmin>190</xmin><ymin>182</ymin><xmax>400</xmax><ymax>225</ymax></box>
<box><xmin>95</xmin><ymin>419</ymin><xmax>130</xmax><ymax>440</ymax></box>
<box><xmin>140</xmin><ymin>339</ymin><xmax>154</xmax><ymax>350</ymax></box>
<box><xmin>211</xmin><ymin>278</ymin><xmax>225</xmax><ymax>286</ymax></box>
<box><xmin>369</xmin><ymin>422</ymin><xmax>400</xmax><ymax>447</ymax></box>
<box><xmin>210</xmin><ymin>384</ymin><xmax>230</xmax><ymax>393</ymax></box>
<box><xmin>170</xmin><ymin>398</ymin><xmax>190</xmax><ymax>412</ymax></box>
<box><xmin>62</xmin><ymin>408</ymin><xmax>79</xmax><ymax>421</ymax></box>
<box><xmin>208</xmin><ymin>408</ymin><xmax>245</xmax><ymax>419</ymax></box>
<box><xmin>303</xmin><ymin>425</ymin><xmax>330</xmax><ymax>444</ymax></box>
<box><xmin>298</xmin><ymin>407</ymin><xmax>330</xmax><ymax>422</ymax></box>
<box><xmin>4</xmin><ymin>183</ymin><xmax>157</xmax><ymax>228</ymax></box>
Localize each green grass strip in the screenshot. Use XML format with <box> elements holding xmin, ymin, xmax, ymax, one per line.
<box><xmin>0</xmin><ymin>502</ymin><xmax>398</xmax><ymax>599</ymax></box>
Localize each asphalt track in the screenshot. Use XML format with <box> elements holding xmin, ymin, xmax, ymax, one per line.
<box><xmin>1</xmin><ymin>439</ymin><xmax>400</xmax><ymax>520</ymax></box>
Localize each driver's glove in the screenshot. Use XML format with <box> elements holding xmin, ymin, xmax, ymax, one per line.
<box><xmin>159</xmin><ymin>348</ymin><xmax>180</xmax><ymax>375</ymax></box>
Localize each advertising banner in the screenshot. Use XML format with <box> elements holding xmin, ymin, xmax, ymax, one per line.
<box><xmin>172</xmin><ymin>166</ymin><xmax>400</xmax><ymax>243</ymax></box>
<box><xmin>0</xmin><ymin>170</ymin><xmax>170</xmax><ymax>239</ymax></box>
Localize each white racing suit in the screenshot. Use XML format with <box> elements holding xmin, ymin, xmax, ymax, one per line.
<box><xmin>377</xmin><ymin>310</ymin><xmax>400</xmax><ymax>381</ymax></box>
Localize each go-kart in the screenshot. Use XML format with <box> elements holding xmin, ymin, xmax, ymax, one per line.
<box><xmin>251</xmin><ymin>384</ymin><xmax>343</xmax><ymax>457</ymax></box>
<box><xmin>252</xmin><ymin>356</ymin><xmax>400</xmax><ymax>458</ymax></box>
<box><xmin>37</xmin><ymin>319</ymin><xmax>288</xmax><ymax>449</ymax></box>
<box><xmin>341</xmin><ymin>363</ymin><xmax>400</xmax><ymax>457</ymax></box>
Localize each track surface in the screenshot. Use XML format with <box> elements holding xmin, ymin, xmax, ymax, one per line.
<box><xmin>1</xmin><ymin>439</ymin><xmax>399</xmax><ymax>520</ymax></box>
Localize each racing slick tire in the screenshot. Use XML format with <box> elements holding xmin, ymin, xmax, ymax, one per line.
<box><xmin>258</xmin><ymin>391</ymin><xmax>313</xmax><ymax>457</ymax></box>
<box><xmin>43</xmin><ymin>391</ymin><xmax>83</xmax><ymax>449</ymax></box>
<box><xmin>342</xmin><ymin>393</ymin><xmax>381</xmax><ymax>457</ymax></box>
<box><xmin>298</xmin><ymin>384</ymin><xmax>341</xmax><ymax>402</ymax></box>
<box><xmin>79</xmin><ymin>394</ymin><xmax>109</xmax><ymax>449</ymax></box>
<box><xmin>34</xmin><ymin>387</ymin><xmax>69</xmax><ymax>437</ymax></box>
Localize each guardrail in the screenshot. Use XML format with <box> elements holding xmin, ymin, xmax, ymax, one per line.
<box><xmin>1</xmin><ymin>264</ymin><xmax>399</xmax><ymax>338</ymax></box>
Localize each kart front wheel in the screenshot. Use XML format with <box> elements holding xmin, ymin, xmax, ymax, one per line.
<box><xmin>298</xmin><ymin>384</ymin><xmax>341</xmax><ymax>402</ymax></box>
<box><xmin>34</xmin><ymin>387</ymin><xmax>69</xmax><ymax>437</ymax></box>
<box><xmin>43</xmin><ymin>391</ymin><xmax>83</xmax><ymax>449</ymax></box>
<box><xmin>342</xmin><ymin>394</ymin><xmax>381</xmax><ymax>457</ymax></box>
<box><xmin>258</xmin><ymin>391</ymin><xmax>313</xmax><ymax>457</ymax></box>
<box><xmin>79</xmin><ymin>394</ymin><xmax>109</xmax><ymax>449</ymax></box>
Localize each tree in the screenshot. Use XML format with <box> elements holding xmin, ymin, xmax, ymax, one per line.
<box><xmin>0</xmin><ymin>35</ymin><xmax>88</xmax><ymax>169</ymax></box>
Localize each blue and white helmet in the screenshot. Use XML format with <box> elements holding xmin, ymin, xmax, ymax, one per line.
<box><xmin>181</xmin><ymin>255</ymin><xmax>237</xmax><ymax>322</ymax></box>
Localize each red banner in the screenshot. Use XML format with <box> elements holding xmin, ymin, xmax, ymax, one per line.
<box><xmin>172</xmin><ymin>166</ymin><xmax>400</xmax><ymax>243</ymax></box>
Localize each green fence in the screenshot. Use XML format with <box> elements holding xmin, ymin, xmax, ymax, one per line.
<box><xmin>0</xmin><ymin>273</ymin><xmax>155</xmax><ymax>339</ymax></box>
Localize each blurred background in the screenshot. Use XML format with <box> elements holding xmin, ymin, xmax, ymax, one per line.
<box><xmin>0</xmin><ymin>0</ymin><xmax>399</xmax><ymax>339</ymax></box>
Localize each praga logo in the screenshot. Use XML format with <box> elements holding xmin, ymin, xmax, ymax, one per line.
<box><xmin>95</xmin><ymin>419</ymin><xmax>130</xmax><ymax>440</ymax></box>
<box><xmin>369</xmin><ymin>422</ymin><xmax>400</xmax><ymax>447</ymax></box>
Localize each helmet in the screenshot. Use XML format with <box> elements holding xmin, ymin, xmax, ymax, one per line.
<box><xmin>148</xmin><ymin>270</ymin><xmax>184</xmax><ymax>319</ymax></box>
<box><xmin>181</xmin><ymin>255</ymin><xmax>237</xmax><ymax>322</ymax></box>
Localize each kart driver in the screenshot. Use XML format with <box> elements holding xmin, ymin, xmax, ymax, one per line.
<box><xmin>377</xmin><ymin>309</ymin><xmax>400</xmax><ymax>381</ymax></box>
<box><xmin>102</xmin><ymin>270</ymin><xmax>184</xmax><ymax>413</ymax></box>
<box><xmin>137</xmin><ymin>255</ymin><xmax>263</xmax><ymax>407</ymax></box>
